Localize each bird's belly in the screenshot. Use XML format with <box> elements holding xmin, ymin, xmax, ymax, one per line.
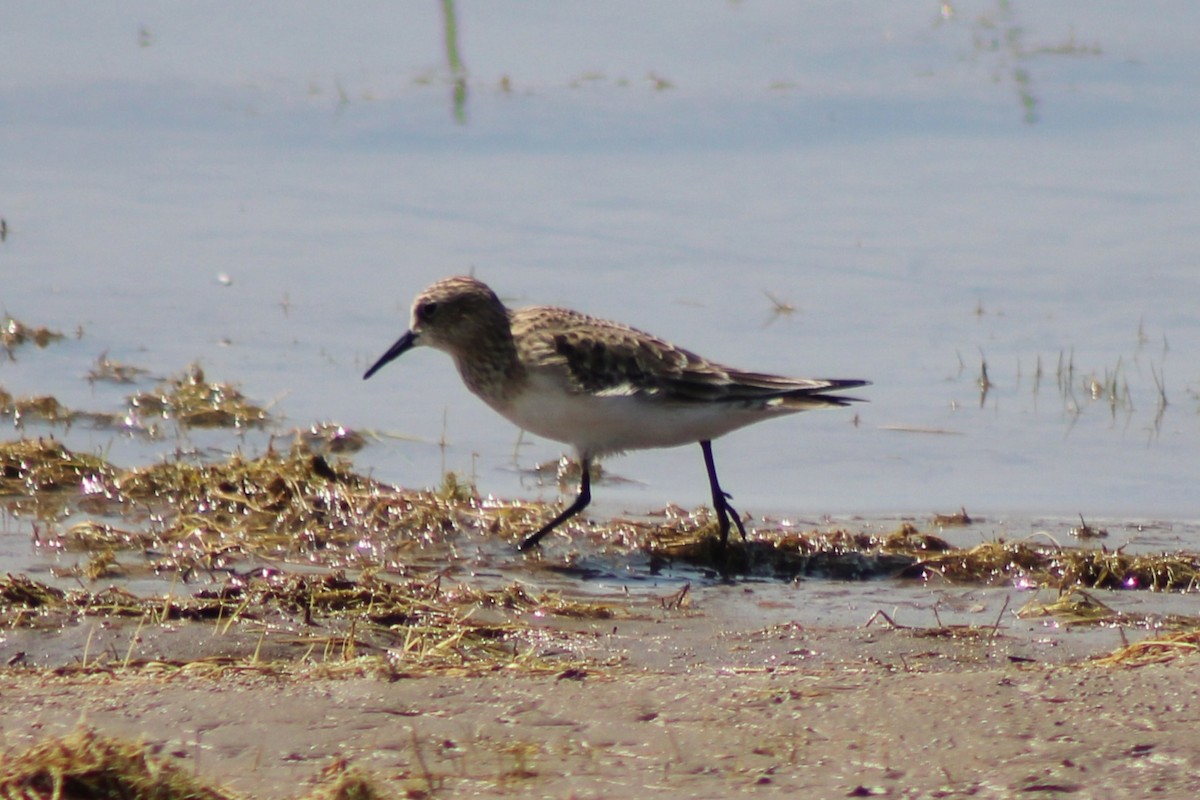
<box><xmin>499</xmin><ymin>387</ymin><xmax>775</xmax><ymax>457</ymax></box>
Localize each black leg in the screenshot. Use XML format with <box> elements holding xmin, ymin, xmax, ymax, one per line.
<box><xmin>518</xmin><ymin>456</ymin><xmax>592</xmax><ymax>551</ymax></box>
<box><xmin>700</xmin><ymin>440</ymin><xmax>747</xmax><ymax>546</ymax></box>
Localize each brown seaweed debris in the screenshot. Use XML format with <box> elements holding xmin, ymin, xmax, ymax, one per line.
<box><xmin>127</xmin><ymin>364</ymin><xmax>269</xmax><ymax>429</ymax></box>
<box><xmin>1</xmin><ymin>573</ymin><xmax>67</xmax><ymax>608</ymax></box>
<box><xmin>883</xmin><ymin>522</ymin><xmax>952</xmax><ymax>552</ymax></box>
<box><xmin>0</xmin><ymin>438</ymin><xmax>116</xmax><ymax>495</ymax></box>
<box><xmin>932</xmin><ymin>507</ymin><xmax>974</xmax><ymax>526</ymax></box>
<box><xmin>648</xmin><ymin>522</ymin><xmax>1200</xmax><ymax>593</ymax></box>
<box><xmin>309</xmin><ymin>761</ymin><xmax>389</xmax><ymax>800</ymax></box>
<box><xmin>1</xmin><ymin>393</ymin><xmax>73</xmax><ymax>424</ymax></box>
<box><xmin>1</xmin><ymin>437</ymin><xmax>551</xmax><ymax>565</ymax></box>
<box><xmin>295</xmin><ymin>421</ymin><xmax>368</xmax><ymax>454</ymax></box>
<box><xmin>58</xmin><ymin>521</ymin><xmax>153</xmax><ymax>552</ymax></box>
<box><xmin>87</xmin><ymin>352</ymin><xmax>151</xmax><ymax>384</ymax></box>
<box><xmin>647</xmin><ymin>525</ymin><xmax>917</xmax><ymax>580</ymax></box>
<box><xmin>904</xmin><ymin>540</ymin><xmax>1200</xmax><ymax>592</ymax></box>
<box><xmin>0</xmin><ymin>392</ymin><xmax>132</xmax><ymax>431</ymax></box>
<box><xmin>110</xmin><ymin>443</ymin><xmax>493</xmax><ymax>564</ymax></box>
<box><xmin>900</xmin><ymin>541</ymin><xmax>1049</xmax><ymax>585</ymax></box>
<box><xmin>1070</xmin><ymin>513</ymin><xmax>1108</xmax><ymax>539</ymax></box>
<box><xmin>1</xmin><ymin>316</ymin><xmax>65</xmax><ymax>353</ymax></box>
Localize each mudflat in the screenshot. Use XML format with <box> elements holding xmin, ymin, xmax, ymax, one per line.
<box><xmin>3</xmin><ymin>603</ymin><xmax>1199</xmax><ymax>798</ymax></box>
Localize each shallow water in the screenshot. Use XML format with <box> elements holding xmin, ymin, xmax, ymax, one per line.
<box><xmin>2</xmin><ymin>3</ymin><xmax>1198</xmax><ymax>593</ymax></box>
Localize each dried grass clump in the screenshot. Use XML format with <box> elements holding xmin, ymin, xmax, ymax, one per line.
<box><xmin>0</xmin><ymin>438</ymin><xmax>116</xmax><ymax>495</ymax></box>
<box><xmin>906</xmin><ymin>540</ymin><xmax>1200</xmax><ymax>592</ymax></box>
<box><xmin>1</xmin><ymin>436</ymin><xmax>548</xmax><ymax>569</ymax></box>
<box><xmin>0</xmin><ymin>727</ymin><xmax>230</xmax><ymax>800</ymax></box>
<box><xmin>1</xmin><ymin>570</ymin><xmax>599</xmax><ymax>673</ymax></box>
<box><xmin>1016</xmin><ymin>587</ymin><xmax>1120</xmax><ymax>626</ymax></box>
<box><xmin>111</xmin><ymin>443</ymin><xmax>482</xmax><ymax>564</ymax></box>
<box><xmin>882</xmin><ymin>522</ymin><xmax>952</xmax><ymax>552</ymax></box>
<box><xmin>902</xmin><ymin>541</ymin><xmax>1049</xmax><ymax>584</ymax></box>
<box><xmin>1</xmin><ymin>573</ymin><xmax>68</xmax><ymax>608</ymax></box>
<box><xmin>0</xmin><ymin>727</ymin><xmax>391</xmax><ymax>800</ymax></box>
<box><xmin>1057</xmin><ymin>548</ymin><xmax>1200</xmax><ymax>592</ymax></box>
<box><xmin>454</xmin><ymin>581</ymin><xmax>621</xmax><ymax>620</ymax></box>
<box><xmin>127</xmin><ymin>364</ymin><xmax>268</xmax><ymax>429</ymax></box>
<box><xmin>2</xmin><ymin>363</ymin><xmax>269</xmax><ymax>434</ymax></box>
<box><xmin>307</xmin><ymin>762</ymin><xmax>388</xmax><ymax>800</ymax></box>
<box><xmin>1094</xmin><ymin>628</ymin><xmax>1200</xmax><ymax>667</ymax></box>
<box><xmin>59</xmin><ymin>521</ymin><xmax>152</xmax><ymax>552</ymax></box>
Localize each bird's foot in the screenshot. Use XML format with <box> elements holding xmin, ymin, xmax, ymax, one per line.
<box><xmin>713</xmin><ymin>490</ymin><xmax>747</xmax><ymax>546</ymax></box>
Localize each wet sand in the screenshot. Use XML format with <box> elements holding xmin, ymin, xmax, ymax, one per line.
<box><xmin>3</xmin><ymin>602</ymin><xmax>1199</xmax><ymax>798</ymax></box>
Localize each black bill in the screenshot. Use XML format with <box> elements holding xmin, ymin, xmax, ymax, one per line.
<box><xmin>363</xmin><ymin>330</ymin><xmax>417</xmax><ymax>380</ymax></box>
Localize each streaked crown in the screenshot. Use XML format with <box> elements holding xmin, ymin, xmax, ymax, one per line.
<box><xmin>409</xmin><ymin>276</ymin><xmax>510</xmax><ymax>354</ymax></box>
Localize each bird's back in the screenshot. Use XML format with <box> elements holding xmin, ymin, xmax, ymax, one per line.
<box><xmin>511</xmin><ymin>305</ymin><xmax>866</xmax><ymax>408</ymax></box>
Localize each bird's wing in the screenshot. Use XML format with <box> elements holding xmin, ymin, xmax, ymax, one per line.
<box><xmin>513</xmin><ymin>307</ymin><xmax>867</xmax><ymax>405</ymax></box>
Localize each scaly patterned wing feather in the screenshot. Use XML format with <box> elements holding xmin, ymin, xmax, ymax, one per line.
<box><xmin>513</xmin><ymin>306</ymin><xmax>867</xmax><ymax>405</ymax></box>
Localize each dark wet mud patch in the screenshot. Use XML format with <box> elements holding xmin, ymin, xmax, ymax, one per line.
<box><xmin>642</xmin><ymin>519</ymin><xmax>1200</xmax><ymax>594</ymax></box>
<box><xmin>646</xmin><ymin>526</ymin><xmax>921</xmax><ymax>581</ymax></box>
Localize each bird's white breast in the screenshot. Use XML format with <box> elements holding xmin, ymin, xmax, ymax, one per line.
<box><xmin>495</xmin><ymin>373</ymin><xmax>793</xmax><ymax>457</ymax></box>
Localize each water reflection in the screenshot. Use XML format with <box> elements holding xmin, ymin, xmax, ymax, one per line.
<box><xmin>441</xmin><ymin>0</ymin><xmax>468</xmax><ymax>123</ymax></box>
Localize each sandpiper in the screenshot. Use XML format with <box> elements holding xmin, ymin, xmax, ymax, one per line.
<box><xmin>364</xmin><ymin>276</ymin><xmax>867</xmax><ymax>550</ymax></box>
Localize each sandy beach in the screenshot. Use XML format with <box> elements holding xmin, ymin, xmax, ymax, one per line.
<box><xmin>4</xmin><ymin>598</ymin><xmax>1199</xmax><ymax>799</ymax></box>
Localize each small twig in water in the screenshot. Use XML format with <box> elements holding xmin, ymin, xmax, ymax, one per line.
<box><xmin>990</xmin><ymin>595</ymin><xmax>1011</xmax><ymax>641</ymax></box>
<box><xmin>864</xmin><ymin>609</ymin><xmax>906</xmax><ymax>629</ymax></box>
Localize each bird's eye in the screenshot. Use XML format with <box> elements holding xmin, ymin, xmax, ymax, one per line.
<box><xmin>418</xmin><ymin>301</ymin><xmax>439</xmax><ymax>321</ymax></box>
